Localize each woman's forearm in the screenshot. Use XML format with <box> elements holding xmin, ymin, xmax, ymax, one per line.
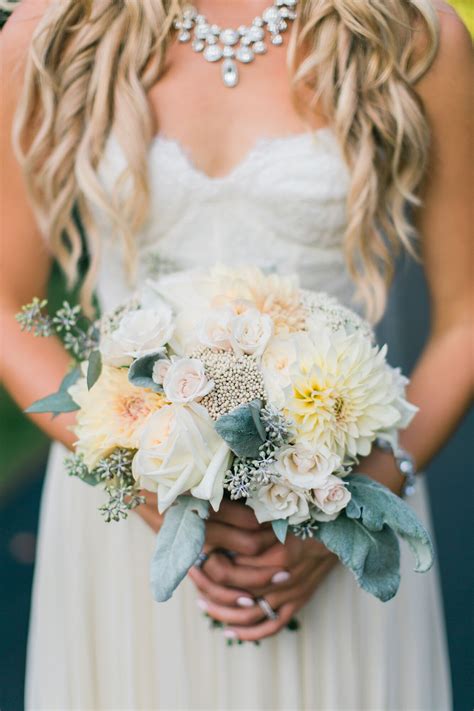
<box><xmin>358</xmin><ymin>319</ymin><xmax>473</xmax><ymax>492</ymax></box>
<box><xmin>0</xmin><ymin>303</ymin><xmax>77</xmax><ymax>450</ymax></box>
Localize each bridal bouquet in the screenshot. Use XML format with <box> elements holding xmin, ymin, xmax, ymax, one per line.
<box><xmin>18</xmin><ymin>266</ymin><xmax>433</xmax><ymax>603</ymax></box>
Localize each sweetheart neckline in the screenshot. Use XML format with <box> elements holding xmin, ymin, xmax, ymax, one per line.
<box><xmin>147</xmin><ymin>125</ymin><xmax>335</xmax><ymax>183</ymax></box>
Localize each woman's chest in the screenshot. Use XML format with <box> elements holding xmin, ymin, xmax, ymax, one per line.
<box><xmin>147</xmin><ymin>17</ymin><xmax>323</xmax><ymax>179</ymax></box>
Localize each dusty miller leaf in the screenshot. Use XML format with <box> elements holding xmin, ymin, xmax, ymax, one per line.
<box><xmin>215</xmin><ymin>400</ymin><xmax>266</xmax><ymax>458</ymax></box>
<box><xmin>128</xmin><ymin>350</ymin><xmax>165</xmax><ymax>392</ymax></box>
<box><xmin>346</xmin><ymin>474</ymin><xmax>434</xmax><ymax>573</ymax></box>
<box><xmin>150</xmin><ymin>496</ymin><xmax>209</xmax><ymax>603</ymax></box>
<box><xmin>272</xmin><ymin>518</ymin><xmax>289</xmax><ymax>544</ymax></box>
<box><xmin>314</xmin><ymin>514</ymin><xmax>401</xmax><ymax>602</ymax></box>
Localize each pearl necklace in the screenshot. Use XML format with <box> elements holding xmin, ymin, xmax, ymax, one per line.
<box><xmin>173</xmin><ymin>1</ymin><xmax>298</xmax><ymax>88</ymax></box>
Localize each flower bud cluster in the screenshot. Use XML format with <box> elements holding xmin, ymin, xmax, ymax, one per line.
<box><xmin>193</xmin><ymin>347</ymin><xmax>265</xmax><ymax>420</ymax></box>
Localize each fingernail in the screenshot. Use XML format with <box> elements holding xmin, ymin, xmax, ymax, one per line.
<box><xmin>196</xmin><ymin>598</ymin><xmax>208</xmax><ymax>611</ymax></box>
<box><xmin>236</xmin><ymin>596</ymin><xmax>255</xmax><ymax>608</ymax></box>
<box><xmin>271</xmin><ymin>571</ymin><xmax>290</xmax><ymax>584</ymax></box>
<box><xmin>223</xmin><ymin>629</ymin><xmax>237</xmax><ymax>639</ymax></box>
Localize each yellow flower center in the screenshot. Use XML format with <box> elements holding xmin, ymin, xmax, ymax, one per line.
<box><xmin>334</xmin><ymin>396</ymin><xmax>345</xmax><ymax>420</ymax></box>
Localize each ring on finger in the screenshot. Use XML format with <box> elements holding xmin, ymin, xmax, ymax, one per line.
<box><xmin>194</xmin><ymin>550</ymin><xmax>214</xmax><ymax>570</ymax></box>
<box><xmin>256</xmin><ymin>596</ymin><xmax>279</xmax><ymax>621</ymax></box>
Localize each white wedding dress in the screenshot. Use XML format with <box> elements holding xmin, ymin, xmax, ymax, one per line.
<box><xmin>25</xmin><ymin>127</ymin><xmax>452</xmax><ymax>710</ymax></box>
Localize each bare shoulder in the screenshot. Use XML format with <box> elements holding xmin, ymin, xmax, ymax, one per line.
<box><xmin>432</xmin><ymin>0</ymin><xmax>472</xmax><ymax>68</ymax></box>
<box><xmin>414</xmin><ymin>2</ymin><xmax>472</xmax><ymax>112</ymax></box>
<box><xmin>0</xmin><ymin>0</ymin><xmax>56</xmax><ymax>114</ymax></box>
<box><xmin>0</xmin><ymin>0</ymin><xmax>55</xmax><ymax>66</ymax></box>
<box><xmin>1</xmin><ymin>0</ymin><xmax>55</xmax><ymax>36</ymax></box>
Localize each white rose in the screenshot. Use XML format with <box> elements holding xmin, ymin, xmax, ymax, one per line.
<box><xmin>247</xmin><ymin>481</ymin><xmax>309</xmax><ymax>525</ymax></box>
<box><xmin>198</xmin><ymin>307</ymin><xmax>234</xmax><ymax>351</ymax></box>
<box><xmin>101</xmin><ymin>307</ymin><xmax>174</xmax><ymax>366</ymax></box>
<box><xmin>163</xmin><ymin>358</ymin><xmax>214</xmax><ymax>403</ymax></box>
<box><xmin>261</xmin><ymin>335</ymin><xmax>297</xmax><ymax>407</ymax></box>
<box><xmin>152</xmin><ymin>358</ymin><xmax>171</xmax><ymax>386</ymax></box>
<box><xmin>132</xmin><ymin>403</ymin><xmax>231</xmax><ymax>512</ymax></box>
<box><xmin>229</xmin><ymin>308</ymin><xmax>273</xmax><ymax>358</ymax></box>
<box><xmin>311</xmin><ymin>475</ymin><xmax>351</xmax><ymax>521</ymax></box>
<box><xmin>275</xmin><ymin>444</ymin><xmax>341</xmax><ymax>489</ymax></box>
<box><xmin>151</xmin><ymin>269</ymin><xmax>218</xmax><ymax>355</ymax></box>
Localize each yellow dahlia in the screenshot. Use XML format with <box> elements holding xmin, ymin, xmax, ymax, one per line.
<box><xmin>68</xmin><ymin>364</ymin><xmax>166</xmax><ymax>469</ymax></box>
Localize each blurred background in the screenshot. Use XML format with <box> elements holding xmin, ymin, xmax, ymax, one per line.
<box><xmin>1</xmin><ymin>2</ymin><xmax>473</xmax><ymax>710</ymax></box>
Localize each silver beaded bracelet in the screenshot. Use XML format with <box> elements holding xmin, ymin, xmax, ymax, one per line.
<box><xmin>375</xmin><ymin>438</ymin><xmax>418</xmax><ymax>497</ymax></box>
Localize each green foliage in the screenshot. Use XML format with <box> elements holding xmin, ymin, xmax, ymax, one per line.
<box><xmin>128</xmin><ymin>351</ymin><xmax>165</xmax><ymax>392</ymax></box>
<box><xmin>65</xmin><ymin>452</ymin><xmax>100</xmax><ymax>487</ymax></box>
<box><xmin>95</xmin><ymin>449</ymin><xmax>143</xmax><ymax>522</ymax></box>
<box><xmin>215</xmin><ymin>399</ymin><xmax>265</xmax><ymax>458</ymax></box>
<box><xmin>25</xmin><ymin>367</ymin><xmax>81</xmax><ymax>416</ymax></box>
<box><xmin>67</xmin><ymin>448</ymin><xmax>144</xmax><ymax>521</ymax></box>
<box><xmin>272</xmin><ymin>518</ymin><xmax>289</xmax><ymax>544</ymax></box>
<box><xmin>150</xmin><ymin>496</ymin><xmax>209</xmax><ymax>602</ymax></box>
<box><xmin>16</xmin><ymin>297</ymin><xmax>99</xmax><ymax>362</ymax></box>
<box><xmin>16</xmin><ymin>298</ymin><xmax>53</xmax><ymax>337</ymax></box>
<box><xmin>86</xmin><ymin>350</ymin><xmax>102</xmax><ymax>390</ymax></box>
<box><xmin>346</xmin><ymin>474</ymin><xmax>434</xmax><ymax>573</ymax></box>
<box><xmin>313</xmin><ymin>474</ymin><xmax>434</xmax><ymax>601</ymax></box>
<box><xmin>315</xmin><ymin>514</ymin><xmax>401</xmax><ymax>602</ymax></box>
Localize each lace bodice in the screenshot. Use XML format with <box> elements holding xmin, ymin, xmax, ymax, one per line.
<box><xmin>93</xmin><ymin>126</ymin><xmax>358</xmax><ymax>312</ymax></box>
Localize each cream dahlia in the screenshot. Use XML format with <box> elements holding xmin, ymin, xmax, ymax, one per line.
<box><xmin>283</xmin><ymin>328</ymin><xmax>413</xmax><ymax>463</ymax></box>
<box><xmin>209</xmin><ymin>266</ymin><xmax>307</xmax><ymax>334</ymax></box>
<box><xmin>68</xmin><ymin>365</ymin><xmax>166</xmax><ymax>469</ymax></box>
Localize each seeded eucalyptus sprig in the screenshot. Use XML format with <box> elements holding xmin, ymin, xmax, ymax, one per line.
<box><xmin>16</xmin><ymin>298</ymin><xmax>53</xmax><ymax>337</ymax></box>
<box><xmin>65</xmin><ymin>448</ymin><xmax>145</xmax><ymax>522</ymax></box>
<box><xmin>290</xmin><ymin>520</ymin><xmax>320</xmax><ymax>540</ymax></box>
<box><xmin>223</xmin><ymin>404</ymin><xmax>294</xmax><ymax>501</ymax></box>
<box><xmin>16</xmin><ymin>298</ymin><xmax>100</xmax><ymax>361</ymax></box>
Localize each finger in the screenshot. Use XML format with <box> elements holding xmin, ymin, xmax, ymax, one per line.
<box><xmin>209</xmin><ymin>499</ymin><xmax>266</xmax><ymax>530</ymax></box>
<box><xmin>226</xmin><ymin>602</ymin><xmax>298</xmax><ymax>642</ymax></box>
<box><xmin>263</xmin><ymin>556</ymin><xmax>336</xmax><ymax>610</ymax></box>
<box><xmin>253</xmin><ymin>553</ymin><xmax>338</xmax><ymax>598</ymax></box>
<box><xmin>202</xmin><ymin>552</ymin><xmax>281</xmax><ymax>590</ymax></box>
<box><xmin>133</xmin><ymin>503</ymin><xmax>162</xmax><ymax>533</ymax></box>
<box><xmin>205</xmin><ymin>521</ymin><xmax>276</xmax><ymax>557</ymax></box>
<box><xmin>138</xmin><ymin>490</ymin><xmax>158</xmax><ymax>507</ymax></box>
<box><xmin>220</xmin><ymin>559</ymin><xmax>338</xmax><ymax>639</ymax></box>
<box><xmin>197</xmin><ymin>558</ymin><xmax>337</xmax><ymax>631</ymax></box>
<box><xmin>188</xmin><ymin>566</ymin><xmax>255</xmax><ymax>608</ymax></box>
<box><xmin>209</xmin><ymin>560</ymin><xmax>321</xmax><ymax>625</ymax></box>
<box><xmin>235</xmin><ymin>538</ymin><xmax>330</xmax><ymax>570</ymax></box>
<box><xmin>251</xmin><ymin>558</ymin><xmax>317</xmax><ymax>598</ymax></box>
<box><xmin>233</xmin><ymin>541</ymin><xmax>292</xmax><ymax>570</ymax></box>
<box><xmin>197</xmin><ymin>595</ymin><xmax>266</xmax><ymax>627</ymax></box>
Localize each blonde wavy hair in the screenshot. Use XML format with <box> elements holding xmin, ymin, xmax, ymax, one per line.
<box><xmin>8</xmin><ymin>0</ymin><xmax>439</xmax><ymax>321</ymax></box>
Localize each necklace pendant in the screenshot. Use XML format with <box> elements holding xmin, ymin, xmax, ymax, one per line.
<box><xmin>183</xmin><ymin>0</ymin><xmax>298</xmax><ymax>89</ymax></box>
<box><xmin>221</xmin><ymin>58</ymin><xmax>239</xmax><ymax>88</ymax></box>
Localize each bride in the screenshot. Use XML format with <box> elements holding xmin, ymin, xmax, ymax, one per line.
<box><xmin>1</xmin><ymin>0</ymin><xmax>471</xmax><ymax>708</ymax></box>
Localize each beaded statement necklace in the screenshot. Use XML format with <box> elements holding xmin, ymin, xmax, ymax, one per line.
<box><xmin>173</xmin><ymin>1</ymin><xmax>298</xmax><ymax>87</ymax></box>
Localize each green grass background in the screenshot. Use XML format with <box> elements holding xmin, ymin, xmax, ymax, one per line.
<box><xmin>451</xmin><ymin>0</ymin><xmax>473</xmax><ymax>34</ymax></box>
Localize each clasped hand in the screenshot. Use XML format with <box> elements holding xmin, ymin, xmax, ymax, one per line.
<box><xmin>137</xmin><ymin>494</ymin><xmax>338</xmax><ymax>642</ymax></box>
<box><xmin>190</xmin><ymin>499</ymin><xmax>337</xmax><ymax>641</ymax></box>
